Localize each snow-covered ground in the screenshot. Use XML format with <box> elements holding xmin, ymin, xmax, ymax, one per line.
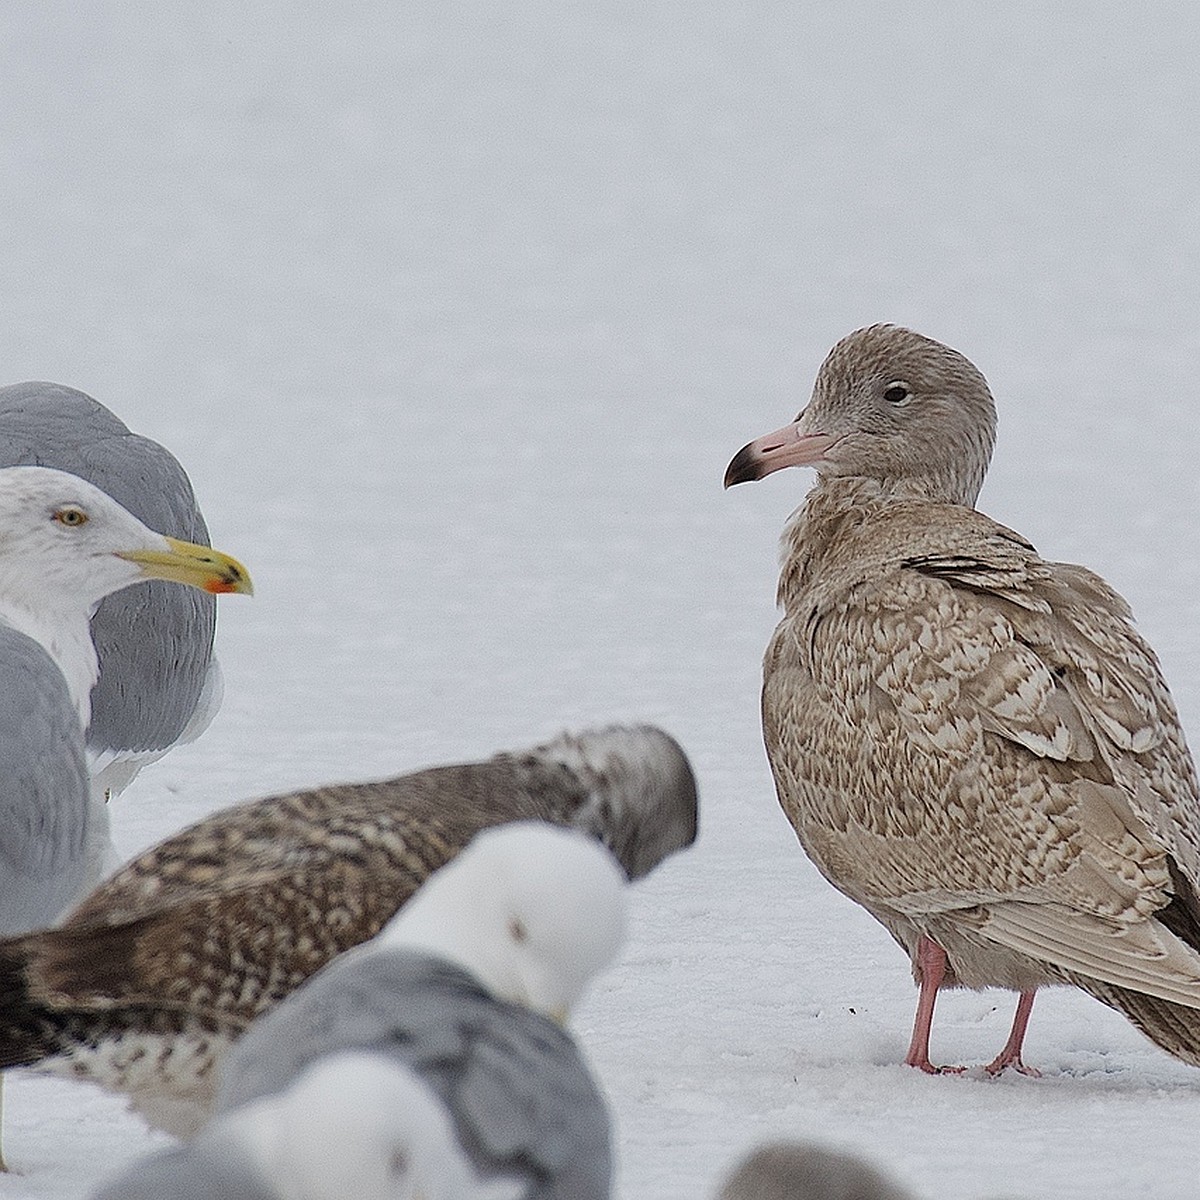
<box><xmin>3</xmin><ymin>3</ymin><xmax>1200</xmax><ymax>1197</ymax></box>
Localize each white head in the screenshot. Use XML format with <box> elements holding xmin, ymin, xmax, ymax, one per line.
<box><xmin>0</xmin><ymin>466</ymin><xmax>251</xmax><ymax>721</ymax></box>
<box><xmin>379</xmin><ymin>822</ymin><xmax>627</xmax><ymax>1021</ymax></box>
<box><xmin>232</xmin><ymin>1052</ymin><xmax>517</xmax><ymax>1200</ymax></box>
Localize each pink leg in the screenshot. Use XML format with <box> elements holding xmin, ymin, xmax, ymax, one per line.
<box><xmin>985</xmin><ymin>989</ymin><xmax>1041</xmax><ymax>1077</ymax></box>
<box><xmin>903</xmin><ymin>936</ymin><xmax>966</xmax><ymax>1074</ymax></box>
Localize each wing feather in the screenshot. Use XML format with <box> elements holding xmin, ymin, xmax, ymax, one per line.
<box><xmin>780</xmin><ymin>505</ymin><xmax>1200</xmax><ymax>945</ymax></box>
<box><xmin>979</xmin><ymin>902</ymin><xmax>1200</xmax><ymax>1007</ymax></box>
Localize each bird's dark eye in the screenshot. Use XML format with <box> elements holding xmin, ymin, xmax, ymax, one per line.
<box><xmin>508</xmin><ymin>917</ymin><xmax>528</xmax><ymax>944</ymax></box>
<box><xmin>53</xmin><ymin>506</ymin><xmax>88</xmax><ymax>527</ymax></box>
<box><xmin>883</xmin><ymin>382</ymin><xmax>911</xmax><ymax>405</ymax></box>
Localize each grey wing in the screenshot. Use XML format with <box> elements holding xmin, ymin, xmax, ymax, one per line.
<box><xmin>216</xmin><ymin>951</ymin><xmax>472</xmax><ymax>1109</ymax></box>
<box><xmin>0</xmin><ymin>382</ymin><xmax>217</xmax><ymax>761</ymax></box>
<box><xmin>78</xmin><ymin>431</ymin><xmax>217</xmax><ymax>760</ymax></box>
<box><xmin>452</xmin><ymin>1009</ymin><xmax>611</xmax><ymax>1200</ymax></box>
<box><xmin>218</xmin><ymin>952</ymin><xmax>610</xmax><ymax>1200</ymax></box>
<box><xmin>91</xmin><ymin>1139</ymin><xmax>277</xmax><ymax>1200</ymax></box>
<box><xmin>0</xmin><ymin>627</ymin><xmax>92</xmax><ymax>933</ymax></box>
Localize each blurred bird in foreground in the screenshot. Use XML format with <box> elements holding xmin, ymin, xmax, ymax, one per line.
<box><xmin>94</xmin><ymin>822</ymin><xmax>626</xmax><ymax>1200</ymax></box>
<box><xmin>718</xmin><ymin>1141</ymin><xmax>914</xmax><ymax>1200</ymax></box>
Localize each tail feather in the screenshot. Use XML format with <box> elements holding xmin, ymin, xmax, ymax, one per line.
<box><xmin>0</xmin><ymin>915</ymin><xmax>196</xmax><ymax>1069</ymax></box>
<box><xmin>0</xmin><ymin>933</ymin><xmax>71</xmax><ymax>1068</ymax></box>
<box><xmin>1083</xmin><ymin>876</ymin><xmax>1200</xmax><ymax>1067</ymax></box>
<box><xmin>1075</xmin><ymin>975</ymin><xmax>1200</xmax><ymax>1068</ymax></box>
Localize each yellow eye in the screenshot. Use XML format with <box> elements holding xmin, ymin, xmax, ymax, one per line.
<box><xmin>53</xmin><ymin>506</ymin><xmax>89</xmax><ymax>527</ymax></box>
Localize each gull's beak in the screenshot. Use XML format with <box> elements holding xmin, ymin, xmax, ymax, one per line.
<box><xmin>117</xmin><ymin>537</ymin><xmax>254</xmax><ymax>595</ymax></box>
<box><xmin>723</xmin><ymin>422</ymin><xmax>836</xmax><ymax>487</ymax></box>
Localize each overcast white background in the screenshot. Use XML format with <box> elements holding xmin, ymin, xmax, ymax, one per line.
<box><xmin>2</xmin><ymin>4</ymin><xmax>1200</xmax><ymax>1197</ymax></box>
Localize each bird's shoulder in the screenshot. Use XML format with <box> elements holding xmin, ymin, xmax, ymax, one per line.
<box><xmin>0</xmin><ymin>382</ymin><xmax>204</xmax><ymax>538</ymax></box>
<box><xmin>214</xmin><ymin>952</ymin><xmax>487</xmax><ymax>1107</ymax></box>
<box><xmin>783</xmin><ymin>496</ymin><xmax>1037</xmax><ymax>600</ymax></box>
<box><xmin>0</xmin><ymin>382</ymin><xmax>131</xmax><ymax>454</ymax></box>
<box><xmin>789</xmin><ymin>500</ymin><xmax>1179</xmax><ymax>766</ymax></box>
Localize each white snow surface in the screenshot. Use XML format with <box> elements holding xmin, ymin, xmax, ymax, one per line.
<box><xmin>3</xmin><ymin>4</ymin><xmax>1200</xmax><ymax>1198</ymax></box>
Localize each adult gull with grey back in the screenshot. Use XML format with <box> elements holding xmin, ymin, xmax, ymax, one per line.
<box><xmin>0</xmin><ymin>464</ymin><xmax>250</xmax><ymax>1167</ymax></box>
<box><xmin>0</xmin><ymin>381</ymin><xmax>230</xmax><ymax>799</ymax></box>
<box><xmin>0</xmin><ymin>465</ymin><xmax>251</xmax><ymax>927</ymax></box>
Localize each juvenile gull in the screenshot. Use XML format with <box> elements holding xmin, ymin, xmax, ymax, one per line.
<box><xmin>718</xmin><ymin>1141</ymin><xmax>914</xmax><ymax>1200</ymax></box>
<box><xmin>0</xmin><ymin>724</ymin><xmax>695</xmax><ymax>1134</ymax></box>
<box><xmin>95</xmin><ymin>822</ymin><xmax>625</xmax><ymax>1200</ymax></box>
<box><xmin>726</xmin><ymin>324</ymin><xmax>1200</xmax><ymax>1073</ymax></box>
<box><xmin>0</xmin><ymin>382</ymin><xmax>226</xmax><ymax>798</ymax></box>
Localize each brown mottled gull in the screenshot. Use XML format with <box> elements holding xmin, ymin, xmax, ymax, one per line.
<box><xmin>725</xmin><ymin>324</ymin><xmax>1200</xmax><ymax>1074</ymax></box>
<box><xmin>0</xmin><ymin>724</ymin><xmax>696</xmax><ymax>1136</ymax></box>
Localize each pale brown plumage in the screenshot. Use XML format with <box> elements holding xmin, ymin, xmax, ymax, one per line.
<box><xmin>0</xmin><ymin>724</ymin><xmax>696</xmax><ymax>1135</ymax></box>
<box><xmin>726</xmin><ymin>324</ymin><xmax>1200</xmax><ymax>1072</ymax></box>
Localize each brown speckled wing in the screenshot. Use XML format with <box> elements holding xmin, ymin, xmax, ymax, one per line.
<box><xmin>765</xmin><ymin>503</ymin><xmax>1200</xmax><ymax>979</ymax></box>
<box><xmin>36</xmin><ymin>766</ymin><xmax>570</xmax><ymax>1018</ymax></box>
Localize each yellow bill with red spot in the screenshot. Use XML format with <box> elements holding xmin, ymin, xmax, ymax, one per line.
<box><xmin>117</xmin><ymin>536</ymin><xmax>253</xmax><ymax>595</ymax></box>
